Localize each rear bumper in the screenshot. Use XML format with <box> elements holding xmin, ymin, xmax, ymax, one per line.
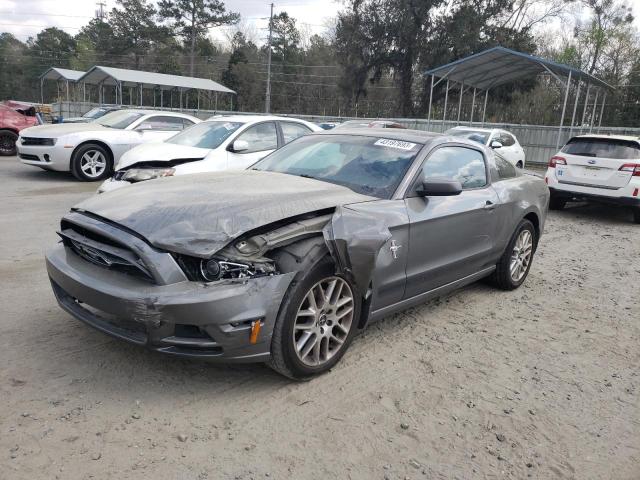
<box><xmin>46</xmin><ymin>243</ymin><xmax>295</xmax><ymax>362</ymax></box>
<box><xmin>549</xmin><ymin>187</ymin><xmax>640</xmax><ymax>207</ymax></box>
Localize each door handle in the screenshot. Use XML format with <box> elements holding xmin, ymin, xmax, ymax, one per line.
<box><xmin>483</xmin><ymin>201</ymin><xmax>496</xmax><ymax>211</ymax></box>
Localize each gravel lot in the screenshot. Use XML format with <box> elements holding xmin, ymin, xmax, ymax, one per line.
<box><xmin>1</xmin><ymin>157</ymin><xmax>638</xmax><ymax>480</ymax></box>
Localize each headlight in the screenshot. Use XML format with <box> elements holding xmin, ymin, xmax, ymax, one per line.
<box><xmin>175</xmin><ymin>255</ymin><xmax>276</xmax><ymax>282</ymax></box>
<box><xmin>122</xmin><ymin>167</ymin><xmax>175</xmax><ymax>183</ymax></box>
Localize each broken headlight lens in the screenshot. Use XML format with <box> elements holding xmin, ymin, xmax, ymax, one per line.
<box><xmin>122</xmin><ymin>167</ymin><xmax>175</xmax><ymax>183</ymax></box>
<box><xmin>176</xmin><ymin>255</ymin><xmax>275</xmax><ymax>282</ymax></box>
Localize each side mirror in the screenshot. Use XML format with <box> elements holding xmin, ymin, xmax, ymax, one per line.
<box><xmin>136</xmin><ymin>124</ymin><xmax>152</xmax><ymax>132</ymax></box>
<box><xmin>231</xmin><ymin>139</ymin><xmax>249</xmax><ymax>153</ymax></box>
<box><xmin>416</xmin><ymin>178</ymin><xmax>463</xmax><ymax>197</ymax></box>
<box><xmin>490</xmin><ymin>140</ymin><xmax>503</xmax><ymax>149</ymax></box>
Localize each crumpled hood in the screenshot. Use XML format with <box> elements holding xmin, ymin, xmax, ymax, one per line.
<box><xmin>116</xmin><ymin>142</ymin><xmax>210</xmax><ymax>170</ymax></box>
<box><xmin>21</xmin><ymin>122</ymin><xmax>108</xmax><ymax>137</ymax></box>
<box><xmin>73</xmin><ymin>170</ymin><xmax>375</xmax><ymax>257</ymax></box>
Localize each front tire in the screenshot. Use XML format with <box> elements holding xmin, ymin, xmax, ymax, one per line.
<box><xmin>269</xmin><ymin>259</ymin><xmax>360</xmax><ymax>380</ymax></box>
<box><xmin>491</xmin><ymin>219</ymin><xmax>536</xmax><ymax>291</ymax></box>
<box><xmin>0</xmin><ymin>130</ymin><xmax>18</xmax><ymax>156</ymax></box>
<box><xmin>71</xmin><ymin>143</ymin><xmax>112</xmax><ymax>181</ymax></box>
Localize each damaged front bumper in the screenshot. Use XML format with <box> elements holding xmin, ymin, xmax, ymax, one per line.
<box><xmin>46</xmin><ymin>243</ymin><xmax>294</xmax><ymax>362</ymax></box>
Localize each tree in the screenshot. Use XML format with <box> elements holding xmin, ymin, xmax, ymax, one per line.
<box><xmin>109</xmin><ymin>0</ymin><xmax>166</xmax><ymax>69</ymax></box>
<box><xmin>270</xmin><ymin>12</ymin><xmax>300</xmax><ymax>64</ymax></box>
<box><xmin>159</xmin><ymin>0</ymin><xmax>239</xmax><ymax>76</ymax></box>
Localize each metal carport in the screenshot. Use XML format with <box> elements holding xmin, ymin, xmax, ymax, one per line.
<box><xmin>76</xmin><ymin>66</ymin><xmax>236</xmax><ymax>110</ymax></box>
<box><xmin>39</xmin><ymin>67</ymin><xmax>85</xmax><ymax>104</ymax></box>
<box><xmin>424</xmin><ymin>46</ymin><xmax>614</xmax><ymax>147</ymax></box>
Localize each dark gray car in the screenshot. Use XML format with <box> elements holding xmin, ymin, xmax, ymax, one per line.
<box><xmin>46</xmin><ymin>129</ymin><xmax>549</xmax><ymax>379</ymax></box>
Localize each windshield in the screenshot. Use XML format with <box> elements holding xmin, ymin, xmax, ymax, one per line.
<box><xmin>446</xmin><ymin>129</ymin><xmax>490</xmax><ymax>145</ymax></box>
<box><xmin>96</xmin><ymin>111</ymin><xmax>145</xmax><ymax>129</ymax></box>
<box><xmin>561</xmin><ymin>137</ymin><xmax>640</xmax><ymax>159</ymax></box>
<box><xmin>253</xmin><ymin>134</ymin><xmax>422</xmax><ymax>198</ymax></box>
<box><xmin>166</xmin><ymin>121</ymin><xmax>244</xmax><ymax>149</ymax></box>
<box><xmin>83</xmin><ymin>107</ymin><xmax>108</xmax><ymax>119</ymax></box>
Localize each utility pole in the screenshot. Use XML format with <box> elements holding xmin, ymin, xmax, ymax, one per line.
<box><xmin>96</xmin><ymin>1</ymin><xmax>107</xmax><ymax>20</ymax></box>
<box><xmin>265</xmin><ymin>3</ymin><xmax>274</xmax><ymax>113</ymax></box>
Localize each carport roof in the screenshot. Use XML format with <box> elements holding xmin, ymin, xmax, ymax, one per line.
<box><xmin>40</xmin><ymin>67</ymin><xmax>85</xmax><ymax>82</ymax></box>
<box><xmin>424</xmin><ymin>46</ymin><xmax>613</xmax><ymax>91</ymax></box>
<box><xmin>77</xmin><ymin>66</ymin><xmax>236</xmax><ymax>94</ymax></box>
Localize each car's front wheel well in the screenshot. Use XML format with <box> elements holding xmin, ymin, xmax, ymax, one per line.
<box><xmin>70</xmin><ymin>140</ymin><xmax>114</xmax><ymax>170</ymax></box>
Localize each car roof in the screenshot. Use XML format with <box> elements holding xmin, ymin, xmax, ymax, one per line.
<box><xmin>118</xmin><ymin>109</ymin><xmax>199</xmax><ymax>118</ymax></box>
<box><xmin>205</xmin><ymin>114</ymin><xmax>312</xmax><ymax>123</ymax></box>
<box><xmin>571</xmin><ymin>134</ymin><xmax>640</xmax><ymax>143</ymax></box>
<box><xmin>448</xmin><ymin>126</ymin><xmax>497</xmax><ymax>133</ymax></box>
<box><xmin>314</xmin><ymin>127</ymin><xmax>441</xmax><ymax>144</ymax></box>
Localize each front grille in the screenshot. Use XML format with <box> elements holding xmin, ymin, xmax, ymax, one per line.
<box><xmin>59</xmin><ymin>224</ymin><xmax>155</xmax><ymax>283</ymax></box>
<box><xmin>19</xmin><ymin>153</ymin><xmax>40</xmax><ymax>161</ymax></box>
<box><xmin>21</xmin><ymin>137</ymin><xmax>55</xmax><ymax>146</ymax></box>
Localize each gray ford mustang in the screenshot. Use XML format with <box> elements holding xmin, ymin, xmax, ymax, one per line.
<box><xmin>46</xmin><ymin>129</ymin><xmax>549</xmax><ymax>379</ymax></box>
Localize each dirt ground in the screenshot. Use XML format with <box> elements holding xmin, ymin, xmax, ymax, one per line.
<box><xmin>0</xmin><ymin>158</ymin><xmax>638</xmax><ymax>480</ymax></box>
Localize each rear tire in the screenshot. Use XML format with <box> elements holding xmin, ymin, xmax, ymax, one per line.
<box><xmin>633</xmin><ymin>208</ymin><xmax>640</xmax><ymax>225</ymax></box>
<box><xmin>549</xmin><ymin>194</ymin><xmax>566</xmax><ymax>210</ymax></box>
<box><xmin>491</xmin><ymin>219</ymin><xmax>536</xmax><ymax>291</ymax></box>
<box><xmin>269</xmin><ymin>258</ymin><xmax>361</xmax><ymax>380</ymax></box>
<box><xmin>0</xmin><ymin>130</ymin><xmax>18</xmax><ymax>156</ymax></box>
<box><xmin>71</xmin><ymin>143</ymin><xmax>112</xmax><ymax>181</ymax></box>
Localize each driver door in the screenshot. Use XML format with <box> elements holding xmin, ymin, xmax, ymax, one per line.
<box><xmin>227</xmin><ymin>121</ymin><xmax>278</xmax><ymax>169</ymax></box>
<box><xmin>404</xmin><ymin>145</ymin><xmax>499</xmax><ymax>298</ymax></box>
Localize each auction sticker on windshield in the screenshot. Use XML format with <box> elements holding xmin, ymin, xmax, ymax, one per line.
<box><xmin>374</xmin><ymin>138</ymin><xmax>418</xmax><ymax>150</ymax></box>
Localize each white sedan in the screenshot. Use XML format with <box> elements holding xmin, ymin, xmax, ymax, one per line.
<box><xmin>445</xmin><ymin>126</ymin><xmax>526</xmax><ymax>168</ymax></box>
<box><xmin>17</xmin><ymin>110</ymin><xmax>200</xmax><ymax>181</ymax></box>
<box><xmin>97</xmin><ymin>115</ymin><xmax>322</xmax><ymax>193</ymax></box>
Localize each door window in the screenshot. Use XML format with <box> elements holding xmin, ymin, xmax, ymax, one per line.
<box><xmin>137</xmin><ymin>116</ymin><xmax>187</xmax><ymax>131</ymax></box>
<box><xmin>422</xmin><ymin>146</ymin><xmax>487</xmax><ymax>189</ymax></box>
<box><xmin>494</xmin><ymin>155</ymin><xmax>517</xmax><ymax>179</ymax></box>
<box><xmin>281</xmin><ymin>122</ymin><xmax>312</xmax><ymax>144</ymax></box>
<box><xmin>235</xmin><ymin>122</ymin><xmax>278</xmax><ymax>153</ymax></box>
<box><xmin>499</xmin><ymin>132</ymin><xmax>516</xmax><ymax>147</ymax></box>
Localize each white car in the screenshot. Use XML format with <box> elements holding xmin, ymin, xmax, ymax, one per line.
<box><xmin>545</xmin><ymin>134</ymin><xmax>640</xmax><ymax>223</ymax></box>
<box><xmin>97</xmin><ymin>115</ymin><xmax>322</xmax><ymax>193</ymax></box>
<box><xmin>17</xmin><ymin>110</ymin><xmax>200</xmax><ymax>181</ymax></box>
<box><xmin>445</xmin><ymin>126</ymin><xmax>526</xmax><ymax>168</ymax></box>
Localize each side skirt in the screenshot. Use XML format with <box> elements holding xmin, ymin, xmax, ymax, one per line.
<box><xmin>368</xmin><ymin>266</ymin><xmax>496</xmax><ymax>323</ymax></box>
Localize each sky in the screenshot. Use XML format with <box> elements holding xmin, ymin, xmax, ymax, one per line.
<box><xmin>0</xmin><ymin>0</ymin><xmax>340</xmax><ymax>45</ymax></box>
<box><xmin>1</xmin><ymin>0</ymin><xmax>639</xmax><ymax>45</ymax></box>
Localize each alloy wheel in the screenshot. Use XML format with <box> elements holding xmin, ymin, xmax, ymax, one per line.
<box><xmin>292</xmin><ymin>277</ymin><xmax>354</xmax><ymax>367</ymax></box>
<box><xmin>510</xmin><ymin>229</ymin><xmax>533</xmax><ymax>282</ymax></box>
<box><xmin>0</xmin><ymin>133</ymin><xmax>15</xmax><ymax>154</ymax></box>
<box><xmin>80</xmin><ymin>150</ymin><xmax>107</xmax><ymax>178</ymax></box>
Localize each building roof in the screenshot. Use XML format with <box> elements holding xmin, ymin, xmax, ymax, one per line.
<box><xmin>40</xmin><ymin>67</ymin><xmax>85</xmax><ymax>82</ymax></box>
<box><xmin>77</xmin><ymin>66</ymin><xmax>235</xmax><ymax>94</ymax></box>
<box><xmin>424</xmin><ymin>46</ymin><xmax>613</xmax><ymax>91</ymax></box>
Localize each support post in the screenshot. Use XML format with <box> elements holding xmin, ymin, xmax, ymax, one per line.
<box><xmin>83</xmin><ymin>82</ymin><xmax>86</xmax><ymax>103</ymax></box>
<box><xmin>457</xmin><ymin>82</ymin><xmax>464</xmax><ymax>123</ymax></box>
<box><xmin>569</xmin><ymin>80</ymin><xmax>581</xmax><ymax>137</ymax></box>
<box><xmin>215</xmin><ymin>92</ymin><xmax>218</xmax><ymax>111</ymax></box>
<box><xmin>160</xmin><ymin>89</ymin><xmax>163</xmax><ymax>108</ymax></box>
<box><xmin>265</xmin><ymin>2</ymin><xmax>274</xmax><ymax>113</ymax></box>
<box><xmin>469</xmin><ymin>88</ymin><xmax>476</xmax><ymax>126</ymax></box>
<box><xmin>180</xmin><ymin>89</ymin><xmax>183</xmax><ymax>109</ymax></box>
<box><xmin>427</xmin><ymin>74</ymin><xmax>434</xmax><ymax>129</ymax></box>
<box><xmin>40</xmin><ymin>77</ymin><xmax>44</xmax><ymax>105</ymax></box>
<box><xmin>597</xmin><ymin>92</ymin><xmax>607</xmax><ymax>131</ymax></box>
<box><xmin>482</xmin><ymin>89</ymin><xmax>489</xmax><ymax>126</ymax></box>
<box><xmin>556</xmin><ymin>71</ymin><xmax>572</xmax><ymax>149</ymax></box>
<box><xmin>197</xmin><ymin>90</ymin><xmax>200</xmax><ymax>110</ymax></box>
<box><xmin>589</xmin><ymin>89</ymin><xmax>599</xmax><ymax>133</ymax></box>
<box><xmin>580</xmin><ymin>83</ymin><xmax>591</xmax><ymax>133</ymax></box>
<box><xmin>442</xmin><ymin>79</ymin><xmax>450</xmax><ymax>124</ymax></box>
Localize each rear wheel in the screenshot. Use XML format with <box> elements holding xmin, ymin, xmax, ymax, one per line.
<box><xmin>633</xmin><ymin>208</ymin><xmax>640</xmax><ymax>225</ymax></box>
<box><xmin>549</xmin><ymin>194</ymin><xmax>566</xmax><ymax>210</ymax></box>
<box><xmin>269</xmin><ymin>259</ymin><xmax>360</xmax><ymax>380</ymax></box>
<box><xmin>0</xmin><ymin>130</ymin><xmax>18</xmax><ymax>156</ymax></box>
<box><xmin>491</xmin><ymin>219</ymin><xmax>536</xmax><ymax>290</ymax></box>
<box><xmin>71</xmin><ymin>143</ymin><xmax>112</xmax><ymax>181</ymax></box>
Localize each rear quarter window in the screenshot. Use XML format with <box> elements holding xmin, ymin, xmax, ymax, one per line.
<box><xmin>561</xmin><ymin>138</ymin><xmax>640</xmax><ymax>159</ymax></box>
